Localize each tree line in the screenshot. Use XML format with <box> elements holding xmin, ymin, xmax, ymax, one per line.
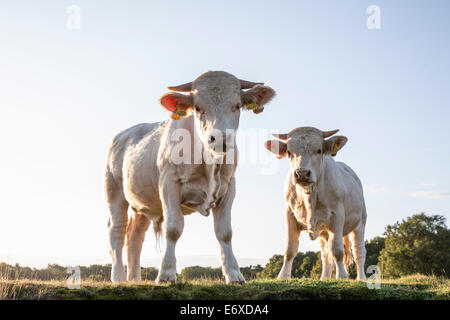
<box><xmin>1</xmin><ymin>213</ymin><xmax>448</xmax><ymax>281</ymax></box>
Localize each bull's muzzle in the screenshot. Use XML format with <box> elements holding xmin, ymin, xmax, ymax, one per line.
<box><xmin>294</xmin><ymin>168</ymin><xmax>313</xmax><ymax>184</ymax></box>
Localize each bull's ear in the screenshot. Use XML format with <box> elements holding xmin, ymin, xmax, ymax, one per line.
<box><xmin>159</xmin><ymin>92</ymin><xmax>193</xmax><ymax>120</ymax></box>
<box><xmin>241</xmin><ymin>85</ymin><xmax>276</xmax><ymax>114</ymax></box>
<box><xmin>324</xmin><ymin>136</ymin><xmax>348</xmax><ymax>156</ymax></box>
<box><xmin>264</xmin><ymin>139</ymin><xmax>287</xmax><ymax>159</ymax></box>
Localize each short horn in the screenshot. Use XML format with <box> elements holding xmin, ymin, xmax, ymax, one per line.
<box><xmin>272</xmin><ymin>133</ymin><xmax>289</xmax><ymax>141</ymax></box>
<box><xmin>322</xmin><ymin>129</ymin><xmax>339</xmax><ymax>138</ymax></box>
<box><xmin>240</xmin><ymin>80</ymin><xmax>264</xmax><ymax>89</ymax></box>
<box><xmin>167</xmin><ymin>81</ymin><xmax>193</xmax><ymax>92</ymax></box>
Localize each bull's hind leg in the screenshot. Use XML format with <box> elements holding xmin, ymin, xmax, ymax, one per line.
<box><xmin>126</xmin><ymin>211</ymin><xmax>151</xmax><ymax>281</ymax></box>
<box><xmin>105</xmin><ymin>172</ymin><xmax>128</xmax><ymax>282</ymax></box>
<box><xmin>350</xmin><ymin>222</ymin><xmax>367</xmax><ymax>281</ymax></box>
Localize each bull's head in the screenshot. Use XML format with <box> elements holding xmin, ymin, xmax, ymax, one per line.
<box><xmin>159</xmin><ymin>71</ymin><xmax>275</xmax><ymax>156</ymax></box>
<box><xmin>264</xmin><ymin>127</ymin><xmax>348</xmax><ymax>187</ymax></box>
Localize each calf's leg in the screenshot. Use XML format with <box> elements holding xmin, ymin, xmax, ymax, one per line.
<box><xmin>278</xmin><ymin>208</ymin><xmax>301</xmax><ymax>279</ymax></box>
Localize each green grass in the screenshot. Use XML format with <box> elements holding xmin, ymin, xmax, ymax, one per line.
<box><xmin>1</xmin><ymin>274</ymin><xmax>449</xmax><ymax>300</ymax></box>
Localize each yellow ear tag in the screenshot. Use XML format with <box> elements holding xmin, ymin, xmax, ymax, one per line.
<box><xmin>245</xmin><ymin>103</ymin><xmax>258</xmax><ymax>110</ymax></box>
<box><xmin>175</xmin><ymin>105</ymin><xmax>187</xmax><ymax>117</ymax></box>
<box><xmin>170</xmin><ymin>112</ymin><xmax>181</xmax><ymax>120</ymax></box>
<box><xmin>332</xmin><ymin>143</ymin><xmax>340</xmax><ymax>156</ymax></box>
<box><xmin>253</xmin><ymin>106</ymin><xmax>264</xmax><ymax>114</ymax></box>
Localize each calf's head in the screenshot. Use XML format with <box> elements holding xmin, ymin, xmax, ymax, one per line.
<box><xmin>265</xmin><ymin>127</ymin><xmax>347</xmax><ymax>187</ymax></box>
<box><xmin>159</xmin><ymin>71</ymin><xmax>275</xmax><ymax>156</ymax></box>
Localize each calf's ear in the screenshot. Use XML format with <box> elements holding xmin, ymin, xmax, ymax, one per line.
<box><xmin>241</xmin><ymin>85</ymin><xmax>276</xmax><ymax>114</ymax></box>
<box><xmin>159</xmin><ymin>92</ymin><xmax>193</xmax><ymax>120</ymax></box>
<box><xmin>264</xmin><ymin>140</ymin><xmax>287</xmax><ymax>159</ymax></box>
<box><xmin>324</xmin><ymin>136</ymin><xmax>348</xmax><ymax>156</ymax></box>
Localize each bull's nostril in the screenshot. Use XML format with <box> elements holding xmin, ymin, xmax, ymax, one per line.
<box><xmin>295</xmin><ymin>169</ymin><xmax>312</xmax><ymax>181</ymax></box>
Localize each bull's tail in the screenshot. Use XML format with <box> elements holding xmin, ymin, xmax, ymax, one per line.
<box><xmin>343</xmin><ymin>235</ymin><xmax>353</xmax><ymax>272</ymax></box>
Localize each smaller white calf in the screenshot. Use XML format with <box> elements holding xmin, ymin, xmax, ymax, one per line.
<box><xmin>265</xmin><ymin>126</ymin><xmax>367</xmax><ymax>280</ymax></box>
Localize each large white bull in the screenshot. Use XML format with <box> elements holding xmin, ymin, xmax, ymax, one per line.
<box><xmin>105</xmin><ymin>71</ymin><xmax>276</xmax><ymax>283</ymax></box>
<box><xmin>264</xmin><ymin>127</ymin><xmax>367</xmax><ymax>280</ymax></box>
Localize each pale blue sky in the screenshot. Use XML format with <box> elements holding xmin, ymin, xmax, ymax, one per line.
<box><xmin>0</xmin><ymin>1</ymin><xmax>449</xmax><ymax>269</ymax></box>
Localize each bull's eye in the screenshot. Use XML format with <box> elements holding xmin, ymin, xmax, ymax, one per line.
<box><xmin>194</xmin><ymin>105</ymin><xmax>201</xmax><ymax>112</ymax></box>
<box><xmin>235</xmin><ymin>104</ymin><xmax>241</xmax><ymax>111</ymax></box>
<box><xmin>287</xmin><ymin>151</ymin><xmax>292</xmax><ymax>158</ymax></box>
<box><xmin>317</xmin><ymin>149</ymin><xmax>322</xmax><ymax>154</ymax></box>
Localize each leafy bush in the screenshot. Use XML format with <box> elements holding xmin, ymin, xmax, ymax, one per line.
<box><xmin>379</xmin><ymin>213</ymin><xmax>450</xmax><ymax>277</ymax></box>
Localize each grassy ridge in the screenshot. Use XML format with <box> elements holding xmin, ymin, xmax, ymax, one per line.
<box><xmin>1</xmin><ymin>275</ymin><xmax>449</xmax><ymax>300</ymax></box>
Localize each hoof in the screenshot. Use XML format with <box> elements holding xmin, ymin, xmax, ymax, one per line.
<box><xmin>111</xmin><ymin>266</ymin><xmax>126</xmax><ymax>283</ymax></box>
<box><xmin>155</xmin><ymin>278</ymin><xmax>176</xmax><ymax>285</ymax></box>
<box><xmin>155</xmin><ymin>269</ymin><xmax>177</xmax><ymax>284</ymax></box>
<box><xmin>277</xmin><ymin>271</ymin><xmax>291</xmax><ymax>280</ymax></box>
<box><xmin>225</xmin><ymin>269</ymin><xmax>245</xmax><ymax>284</ymax></box>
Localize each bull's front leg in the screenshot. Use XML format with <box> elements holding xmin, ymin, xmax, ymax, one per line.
<box><xmin>328</xmin><ymin>232</ymin><xmax>348</xmax><ymax>279</ymax></box>
<box><xmin>213</xmin><ymin>178</ymin><xmax>245</xmax><ymax>284</ymax></box>
<box><xmin>329</xmin><ymin>208</ymin><xmax>348</xmax><ymax>279</ymax></box>
<box><xmin>278</xmin><ymin>208</ymin><xmax>301</xmax><ymax>279</ymax></box>
<box><xmin>319</xmin><ymin>236</ymin><xmax>333</xmax><ymax>280</ymax></box>
<box><xmin>156</xmin><ymin>180</ymin><xmax>184</xmax><ymax>284</ymax></box>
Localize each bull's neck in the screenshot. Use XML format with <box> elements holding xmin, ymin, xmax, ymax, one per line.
<box><xmin>298</xmin><ymin>184</ymin><xmax>317</xmax><ymax>233</ymax></box>
<box><xmin>296</xmin><ymin>159</ymin><xmax>328</xmax><ymax>235</ymax></box>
